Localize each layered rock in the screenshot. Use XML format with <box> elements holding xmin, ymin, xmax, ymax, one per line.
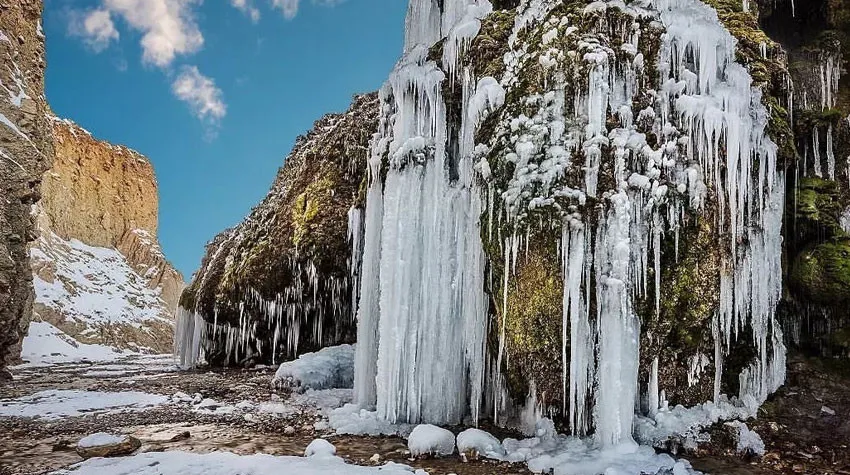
<box><xmin>176</xmin><ymin>93</ymin><xmax>379</xmax><ymax>367</ymax></box>
<box><xmin>26</xmin><ymin>119</ymin><xmax>183</xmax><ymax>356</ymax></box>
<box><xmin>0</xmin><ymin>0</ymin><xmax>54</xmax><ymax>369</ymax></box>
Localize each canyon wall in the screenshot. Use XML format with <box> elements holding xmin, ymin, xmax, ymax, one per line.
<box><xmin>24</xmin><ymin>119</ymin><xmax>183</xmax><ymax>358</ymax></box>
<box><xmin>0</xmin><ymin>0</ymin><xmax>54</xmax><ymax>371</ymax></box>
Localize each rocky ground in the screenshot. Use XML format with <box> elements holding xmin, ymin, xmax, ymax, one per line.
<box><xmin>0</xmin><ymin>357</ymin><xmax>528</xmax><ymax>475</ymax></box>
<box><xmin>0</xmin><ymin>353</ymin><xmax>847</xmax><ymax>475</ymax></box>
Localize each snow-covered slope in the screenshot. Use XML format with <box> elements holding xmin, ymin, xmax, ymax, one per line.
<box><xmin>18</xmin><ymin>118</ymin><xmax>183</xmax><ymax>363</ymax></box>
<box><xmin>26</xmin><ymin>222</ymin><xmax>174</xmax><ymax>359</ymax></box>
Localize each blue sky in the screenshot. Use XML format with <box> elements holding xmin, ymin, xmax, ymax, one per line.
<box><xmin>43</xmin><ymin>0</ymin><xmax>407</xmax><ymax>279</ymax></box>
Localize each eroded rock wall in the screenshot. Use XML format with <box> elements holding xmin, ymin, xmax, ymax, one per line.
<box><xmin>0</xmin><ymin>0</ymin><xmax>53</xmax><ymax>369</ymax></box>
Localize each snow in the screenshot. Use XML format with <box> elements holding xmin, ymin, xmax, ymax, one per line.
<box><xmin>18</xmin><ymin>321</ymin><xmax>134</xmax><ymax>367</ymax></box>
<box><xmin>727</xmin><ymin>421</ymin><xmax>765</xmax><ymax>456</ymax></box>
<box><xmin>0</xmin><ymin>389</ymin><xmax>168</xmax><ymax>420</ymax></box>
<box><xmin>31</xmin><ymin>230</ymin><xmax>170</xmax><ymax>327</ymax></box>
<box><xmin>407</xmin><ymin>424</ymin><xmax>456</xmax><ymax>457</ymax></box>
<box><xmin>304</xmin><ymin>439</ymin><xmax>336</xmax><ymax>457</ymax></box>
<box><xmin>273</xmin><ymin>344</ymin><xmax>355</xmax><ymax>392</ymax></box>
<box><xmin>78</xmin><ymin>433</ymin><xmax>128</xmax><ymax>449</ymax></box>
<box><xmin>51</xmin><ymin>451</ymin><xmax>429</xmax><ymax>475</ymax></box>
<box><xmin>456</xmin><ymin>428</ymin><xmax>505</xmax><ymax>457</ymax></box>
<box><xmin>329</xmin><ymin>404</ymin><xmax>415</xmax><ymax>437</ymax></box>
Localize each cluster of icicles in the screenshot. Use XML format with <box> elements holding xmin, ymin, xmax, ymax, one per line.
<box><xmin>175</xmin><ymin>252</ymin><xmax>355</xmax><ymax>368</ymax></box>
<box><xmin>348</xmin><ymin>0</ymin><xmax>787</xmax><ymax>450</ymax></box>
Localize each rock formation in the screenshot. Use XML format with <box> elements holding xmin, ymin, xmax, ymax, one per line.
<box><xmin>0</xmin><ymin>0</ymin><xmax>54</xmax><ymax>370</ymax></box>
<box><xmin>177</xmin><ymin>93</ymin><xmax>379</xmax><ymax>367</ymax></box>
<box><xmin>26</xmin><ymin>118</ymin><xmax>183</xmax><ymax>356</ymax></box>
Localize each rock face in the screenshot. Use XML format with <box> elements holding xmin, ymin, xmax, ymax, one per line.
<box><xmin>26</xmin><ymin>119</ymin><xmax>183</xmax><ymax>355</ymax></box>
<box><xmin>0</xmin><ymin>0</ymin><xmax>54</xmax><ymax>368</ymax></box>
<box><xmin>177</xmin><ymin>93</ymin><xmax>379</xmax><ymax>367</ymax></box>
<box><xmin>754</xmin><ymin>0</ymin><xmax>850</xmax><ymax>357</ymax></box>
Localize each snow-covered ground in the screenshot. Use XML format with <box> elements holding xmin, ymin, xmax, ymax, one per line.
<box><xmin>51</xmin><ymin>450</ymin><xmax>429</xmax><ymax>475</ymax></box>
<box><xmin>0</xmin><ymin>389</ymin><xmax>169</xmax><ymax>420</ymax></box>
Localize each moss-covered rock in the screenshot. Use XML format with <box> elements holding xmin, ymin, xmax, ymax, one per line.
<box><xmin>179</xmin><ymin>93</ymin><xmax>379</xmax><ymax>366</ymax></box>
<box><xmin>790</xmin><ymin>238</ymin><xmax>850</xmax><ymax>305</ymax></box>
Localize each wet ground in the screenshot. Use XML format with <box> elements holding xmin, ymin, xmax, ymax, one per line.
<box><xmin>0</xmin><ymin>357</ymin><xmax>529</xmax><ymax>475</ymax></box>
<box><xmin>0</xmin><ymin>353</ymin><xmax>847</xmax><ymax>475</ymax></box>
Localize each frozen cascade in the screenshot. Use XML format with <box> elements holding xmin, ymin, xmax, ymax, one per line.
<box><xmin>352</xmin><ymin>0</ymin><xmax>787</xmax><ymax>447</ymax></box>
<box><xmin>353</xmin><ymin>0</ymin><xmax>494</xmax><ymax>426</ymax></box>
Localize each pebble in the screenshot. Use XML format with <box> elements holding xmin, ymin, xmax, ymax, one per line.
<box><xmin>284</xmin><ymin>426</ymin><xmax>296</xmax><ymax>436</ymax></box>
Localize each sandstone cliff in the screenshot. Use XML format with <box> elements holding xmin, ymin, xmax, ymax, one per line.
<box><xmin>177</xmin><ymin>93</ymin><xmax>378</xmax><ymax>367</ymax></box>
<box><xmin>24</xmin><ymin>119</ymin><xmax>183</xmax><ymax>358</ymax></box>
<box><xmin>0</xmin><ymin>0</ymin><xmax>53</xmax><ymax>371</ymax></box>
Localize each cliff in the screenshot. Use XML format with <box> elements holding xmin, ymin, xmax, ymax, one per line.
<box><xmin>0</xmin><ymin>0</ymin><xmax>54</xmax><ymax>371</ymax></box>
<box><xmin>24</xmin><ymin>119</ymin><xmax>184</xmax><ymax>357</ymax></box>
<box><xmin>176</xmin><ymin>93</ymin><xmax>379</xmax><ymax>367</ymax></box>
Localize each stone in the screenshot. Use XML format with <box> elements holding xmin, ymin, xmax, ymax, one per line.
<box><xmin>76</xmin><ymin>433</ymin><xmax>142</xmax><ymax>459</ymax></box>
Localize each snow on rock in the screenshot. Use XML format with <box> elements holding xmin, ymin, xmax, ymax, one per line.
<box><xmin>50</xmin><ymin>451</ymin><xmax>429</xmax><ymax>475</ymax></box>
<box><xmin>273</xmin><ymin>344</ymin><xmax>355</xmax><ymax>392</ymax></box>
<box><xmin>76</xmin><ymin>433</ymin><xmax>141</xmax><ymax>459</ymax></box>
<box><xmin>408</xmin><ymin>424</ymin><xmax>456</xmax><ymax>457</ymax></box>
<box><xmin>78</xmin><ymin>433</ymin><xmax>127</xmax><ymax>449</ymax></box>
<box><xmin>456</xmin><ymin>428</ymin><xmax>506</xmax><ymax>458</ymax></box>
<box><xmin>304</xmin><ymin>439</ymin><xmax>336</xmax><ymax>457</ymax></box>
<box><xmin>0</xmin><ymin>389</ymin><xmax>168</xmax><ymax>420</ymax></box>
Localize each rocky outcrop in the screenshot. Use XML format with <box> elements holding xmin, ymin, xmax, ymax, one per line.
<box><xmin>0</xmin><ymin>0</ymin><xmax>54</xmax><ymax>369</ymax></box>
<box><xmin>177</xmin><ymin>93</ymin><xmax>378</xmax><ymax>367</ymax></box>
<box><xmin>26</xmin><ymin>119</ymin><xmax>183</xmax><ymax>355</ymax></box>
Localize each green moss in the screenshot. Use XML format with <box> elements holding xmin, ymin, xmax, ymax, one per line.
<box><xmin>795</xmin><ymin>177</ymin><xmax>844</xmax><ymax>237</ymax></box>
<box><xmin>499</xmin><ymin>240</ymin><xmax>564</xmax><ymax>404</ymax></box>
<box><xmin>790</xmin><ymin>238</ymin><xmax>850</xmax><ymax>305</ymax></box>
<box><xmin>291</xmin><ymin>173</ymin><xmax>337</xmax><ymax>248</ymax></box>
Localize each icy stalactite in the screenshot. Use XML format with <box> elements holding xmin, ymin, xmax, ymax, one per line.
<box><xmin>562</xmin><ymin>216</ymin><xmax>592</xmax><ymax>436</ymax></box>
<box><xmin>813</xmin><ymin>126</ymin><xmax>822</xmax><ymax>178</ymax></box>
<box><xmin>174</xmin><ymin>307</ymin><xmax>204</xmax><ymax>369</ymax></box>
<box><xmin>827</xmin><ymin>124</ymin><xmax>836</xmax><ymax>181</ymax></box>
<box><xmin>354</xmin><ymin>0</ymin><xmax>494</xmax><ymax>426</ymax></box>
<box><xmin>352</xmin><ymin>0</ymin><xmax>787</xmax><ymax>444</ymax></box>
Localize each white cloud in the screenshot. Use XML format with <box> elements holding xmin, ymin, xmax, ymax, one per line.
<box><xmin>271</xmin><ymin>0</ymin><xmax>299</xmax><ymax>19</ymax></box>
<box><xmin>172</xmin><ymin>66</ymin><xmax>227</xmax><ymax>129</ymax></box>
<box><xmin>102</xmin><ymin>0</ymin><xmax>204</xmax><ymax>67</ymax></box>
<box><xmin>231</xmin><ymin>0</ymin><xmax>261</xmax><ymax>22</ymax></box>
<box><xmin>270</xmin><ymin>0</ymin><xmax>347</xmax><ymax>20</ymax></box>
<box><xmin>69</xmin><ymin>9</ymin><xmax>119</xmax><ymax>52</ymax></box>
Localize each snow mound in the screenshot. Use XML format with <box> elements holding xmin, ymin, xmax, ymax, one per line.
<box><xmin>273</xmin><ymin>344</ymin><xmax>355</xmax><ymax>392</ymax></box>
<box><xmin>77</xmin><ymin>433</ymin><xmax>127</xmax><ymax>449</ymax></box>
<box><xmin>456</xmin><ymin>428</ymin><xmax>505</xmax><ymax>458</ymax></box>
<box><xmin>50</xmin><ymin>450</ymin><xmax>429</xmax><ymax>475</ymax></box>
<box><xmin>408</xmin><ymin>424</ymin><xmax>456</xmax><ymax>457</ymax></box>
<box><xmin>304</xmin><ymin>439</ymin><xmax>336</xmax><ymax>457</ymax></box>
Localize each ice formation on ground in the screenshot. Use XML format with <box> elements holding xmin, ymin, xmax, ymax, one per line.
<box><xmin>272</xmin><ymin>344</ymin><xmax>355</xmax><ymax>392</ymax></box>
